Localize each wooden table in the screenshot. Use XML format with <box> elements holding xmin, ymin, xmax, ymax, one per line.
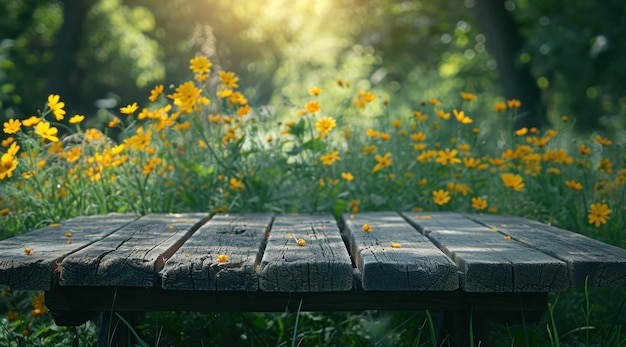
<box><xmin>2</xmin><ymin>212</ymin><xmax>626</xmax><ymax>345</ymax></box>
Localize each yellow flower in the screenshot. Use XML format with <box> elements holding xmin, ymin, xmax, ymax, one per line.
<box><xmin>218</xmin><ymin>89</ymin><xmax>233</xmax><ymax>98</ymax></box>
<box><xmin>514</xmin><ymin>127</ymin><xmax>528</xmax><ymax>136</ymax></box>
<box><xmin>362</xmin><ymin>224</ymin><xmax>373</xmax><ymax>232</ymax></box>
<box><xmin>432</xmin><ymin>189</ymin><xmax>451</xmax><ymax>205</ymax></box>
<box><xmin>565</xmin><ymin>180</ymin><xmax>583</xmax><ymax>191</ymax></box>
<box><xmin>320</xmin><ymin>151</ymin><xmax>340</xmax><ymax>165</ymax></box>
<box><xmin>460</xmin><ymin>92</ymin><xmax>476</xmax><ymax>101</ymax></box>
<box><xmin>120</xmin><ymin>102</ymin><xmax>138</xmax><ymax>115</ymax></box>
<box><xmin>435</xmin><ymin>109</ymin><xmax>450</xmax><ymax>120</ymax></box>
<box><xmin>365</xmin><ymin>129</ymin><xmax>380</xmax><ymax>138</ymax></box>
<box><xmin>349</xmin><ymin>200</ymin><xmax>359</xmax><ymax>213</ymax></box>
<box><xmin>453</xmin><ymin>109</ymin><xmax>473</xmax><ymax>124</ymax></box>
<box><xmin>2</xmin><ymin>137</ymin><xmax>14</xmax><ymax>147</ymax></box>
<box><xmin>190</xmin><ymin>56</ymin><xmax>212</xmax><ymax>74</ymax></box>
<box><xmin>305</xmin><ymin>101</ymin><xmax>321</xmax><ymax>114</ymax></box>
<box><xmin>124</xmin><ymin>126</ymin><xmax>152</xmax><ymax>151</ymax></box>
<box><xmin>390</xmin><ymin>242</ymin><xmax>402</xmax><ymax>248</ymax></box>
<box><xmin>0</xmin><ymin>153</ymin><xmax>18</xmax><ymax>180</ymax></box>
<box><xmin>501</xmin><ymin>173</ymin><xmax>524</xmax><ymax>191</ymax></box>
<box><xmin>578</xmin><ymin>144</ymin><xmax>592</xmax><ymax>155</ymax></box>
<box><xmin>237</xmin><ymin>105</ymin><xmax>251</xmax><ymax>118</ymax></box>
<box><xmin>342</xmin><ymin>172</ymin><xmax>354</xmax><ymax>181</ymax></box>
<box><xmin>380</xmin><ymin>132</ymin><xmax>391</xmax><ymax>141</ymax></box>
<box><xmin>493</xmin><ymin>102</ymin><xmax>506</xmax><ymax>112</ymax></box>
<box><xmin>47</xmin><ymin>94</ymin><xmax>66</xmax><ymax>121</ymax></box>
<box><xmin>315</xmin><ymin>116</ymin><xmax>336</xmax><ymax>137</ymax></box>
<box><xmin>435</xmin><ymin>148</ymin><xmax>461</xmax><ymax>165</ymax></box>
<box><xmin>65</xmin><ymin>147</ymin><xmax>82</xmax><ymax>163</ymax></box>
<box><xmin>85</xmin><ymin>128</ymin><xmax>104</xmax><ymax>142</ymax></box>
<box><xmin>507</xmin><ymin>99</ymin><xmax>521</xmax><ymax>109</ymax></box>
<box><xmin>413</xmin><ymin>111</ymin><xmax>429</xmax><ymax>121</ymax></box>
<box><xmin>372</xmin><ymin>152</ymin><xmax>392</xmax><ymax>172</ymax></box>
<box><xmin>308</xmin><ymin>87</ymin><xmax>322</xmax><ymax>96</ymax></box>
<box><xmin>168</xmin><ymin>81</ymin><xmax>204</xmax><ymax>113</ymax></box>
<box><xmin>3</xmin><ymin>119</ymin><xmax>21</xmax><ymax>134</ymax></box>
<box><xmin>588</xmin><ymin>202</ymin><xmax>611</xmax><ymax>228</ymax></box>
<box><xmin>219</xmin><ymin>71</ymin><xmax>239</xmax><ymax>88</ymax></box>
<box><xmin>216</xmin><ymin>254</ymin><xmax>228</xmax><ymax>263</ymax></box>
<box><xmin>297</xmin><ymin>238</ymin><xmax>307</xmax><ymax>247</ymax></box>
<box><xmin>69</xmin><ymin>114</ymin><xmax>84</xmax><ymax>124</ymax></box>
<box><xmin>597</xmin><ymin>157</ymin><xmax>613</xmax><ymax>174</ymax></box>
<box><xmin>22</xmin><ymin>116</ymin><xmax>41</xmax><ymax>127</ymax></box>
<box><xmin>471</xmin><ymin>197</ymin><xmax>488</xmax><ymax>210</ymax></box>
<box><xmin>362</xmin><ymin>145</ymin><xmax>378</xmax><ymax>154</ymax></box>
<box><xmin>35</xmin><ymin>121</ymin><xmax>59</xmax><ymax>142</ymax></box>
<box><xmin>594</xmin><ymin>135</ymin><xmax>612</xmax><ymax>146</ymax></box>
<box><xmin>149</xmin><ymin>84</ymin><xmax>164</xmax><ymax>102</ymax></box>
<box><xmin>428</xmin><ymin>98</ymin><xmax>441</xmax><ymax>105</ymax></box>
<box><xmin>229</xmin><ymin>177</ymin><xmax>244</xmax><ymax>190</ymax></box>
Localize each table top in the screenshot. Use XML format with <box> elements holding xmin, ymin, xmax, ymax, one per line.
<box><xmin>2</xmin><ymin>212</ymin><xmax>626</xmax><ymax>293</ymax></box>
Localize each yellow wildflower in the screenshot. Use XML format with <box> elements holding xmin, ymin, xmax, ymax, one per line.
<box><xmin>471</xmin><ymin>197</ymin><xmax>488</xmax><ymax>210</ymax></box>
<box><xmin>588</xmin><ymin>202</ymin><xmax>611</xmax><ymax>228</ymax></box>
<box><xmin>320</xmin><ymin>151</ymin><xmax>340</xmax><ymax>166</ymax></box>
<box><xmin>362</xmin><ymin>224</ymin><xmax>373</xmax><ymax>232</ymax></box>
<box><xmin>297</xmin><ymin>238</ymin><xmax>307</xmax><ymax>247</ymax></box>
<box><xmin>349</xmin><ymin>200</ymin><xmax>359</xmax><ymax>213</ymax></box>
<box><xmin>3</xmin><ymin>119</ymin><xmax>21</xmax><ymax>134</ymax></box>
<box><xmin>305</xmin><ymin>101</ymin><xmax>320</xmax><ymax>114</ymax></box>
<box><xmin>120</xmin><ymin>102</ymin><xmax>138</xmax><ymax>115</ymax></box>
<box><xmin>149</xmin><ymin>84</ymin><xmax>164</xmax><ymax>102</ymax></box>
<box><xmin>366</xmin><ymin>129</ymin><xmax>380</xmax><ymax>138</ymax></box>
<box><xmin>69</xmin><ymin>114</ymin><xmax>84</xmax><ymax>124</ymax></box>
<box><xmin>22</xmin><ymin>116</ymin><xmax>41</xmax><ymax>127</ymax></box>
<box><xmin>219</xmin><ymin>71</ymin><xmax>239</xmax><ymax>88</ymax></box>
<box><xmin>435</xmin><ymin>109</ymin><xmax>450</xmax><ymax>120</ymax></box>
<box><xmin>217</xmin><ymin>254</ymin><xmax>228</xmax><ymax>263</ymax></box>
<box><xmin>428</xmin><ymin>98</ymin><xmax>442</xmax><ymax>105</ymax></box>
<box><xmin>315</xmin><ymin>116</ymin><xmax>336</xmax><ymax>138</ymax></box>
<box><xmin>435</xmin><ymin>148</ymin><xmax>461</xmax><ymax>165</ymax></box>
<box><xmin>432</xmin><ymin>189</ymin><xmax>451</xmax><ymax>205</ymax></box>
<box><xmin>390</xmin><ymin>243</ymin><xmax>402</xmax><ymax>248</ymax></box>
<box><xmin>514</xmin><ymin>127</ymin><xmax>528</xmax><ymax>136</ymax></box>
<box><xmin>507</xmin><ymin>99</ymin><xmax>521</xmax><ymax>109</ymax></box>
<box><xmin>493</xmin><ymin>102</ymin><xmax>506</xmax><ymax>112</ymax></box>
<box><xmin>594</xmin><ymin>135</ymin><xmax>612</xmax><ymax>146</ymax></box>
<box><xmin>460</xmin><ymin>92</ymin><xmax>476</xmax><ymax>101</ymax></box>
<box><xmin>0</xmin><ymin>153</ymin><xmax>18</xmax><ymax>180</ymax></box>
<box><xmin>308</xmin><ymin>87</ymin><xmax>322</xmax><ymax>96</ymax></box>
<box><xmin>35</xmin><ymin>121</ymin><xmax>59</xmax><ymax>142</ymax></box>
<box><xmin>47</xmin><ymin>94</ymin><xmax>66</xmax><ymax>120</ymax></box>
<box><xmin>578</xmin><ymin>144</ymin><xmax>592</xmax><ymax>155</ymax></box>
<box><xmin>565</xmin><ymin>180</ymin><xmax>583</xmax><ymax>191</ymax></box>
<box><xmin>341</xmin><ymin>172</ymin><xmax>354</xmax><ymax>181</ymax></box>
<box><xmin>453</xmin><ymin>109</ymin><xmax>473</xmax><ymax>124</ymax></box>
<box><xmin>372</xmin><ymin>152</ymin><xmax>392</xmax><ymax>172</ymax></box>
<box><xmin>501</xmin><ymin>173</ymin><xmax>524</xmax><ymax>191</ymax></box>
<box><xmin>190</xmin><ymin>56</ymin><xmax>212</xmax><ymax>74</ymax></box>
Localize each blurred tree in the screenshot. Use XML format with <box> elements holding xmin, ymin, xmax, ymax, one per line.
<box><xmin>472</xmin><ymin>0</ymin><xmax>544</xmax><ymax>129</ymax></box>
<box><xmin>45</xmin><ymin>0</ymin><xmax>96</xmax><ymax>114</ymax></box>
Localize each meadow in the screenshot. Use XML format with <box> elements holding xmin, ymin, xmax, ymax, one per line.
<box><xmin>1</xmin><ymin>56</ymin><xmax>625</xmax><ymax>346</ymax></box>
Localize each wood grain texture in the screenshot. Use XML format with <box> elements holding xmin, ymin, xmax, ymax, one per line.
<box><xmin>466</xmin><ymin>214</ymin><xmax>626</xmax><ymax>287</ymax></box>
<box><xmin>343</xmin><ymin>212</ymin><xmax>459</xmax><ymax>291</ymax></box>
<box><xmin>258</xmin><ymin>214</ymin><xmax>353</xmax><ymax>292</ymax></box>
<box><xmin>161</xmin><ymin>214</ymin><xmax>272</xmax><ymax>291</ymax></box>
<box><xmin>59</xmin><ymin>213</ymin><xmax>209</xmax><ymax>287</ymax></box>
<box><xmin>0</xmin><ymin>214</ymin><xmax>137</xmax><ymax>290</ymax></box>
<box><xmin>404</xmin><ymin>212</ymin><xmax>569</xmax><ymax>292</ymax></box>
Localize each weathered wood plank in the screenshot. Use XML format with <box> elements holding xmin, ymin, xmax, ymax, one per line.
<box><xmin>59</xmin><ymin>213</ymin><xmax>209</xmax><ymax>287</ymax></box>
<box><xmin>343</xmin><ymin>212</ymin><xmax>458</xmax><ymax>291</ymax></box>
<box><xmin>161</xmin><ymin>214</ymin><xmax>272</xmax><ymax>291</ymax></box>
<box><xmin>403</xmin><ymin>212</ymin><xmax>569</xmax><ymax>292</ymax></box>
<box><xmin>466</xmin><ymin>214</ymin><xmax>626</xmax><ymax>287</ymax></box>
<box><xmin>0</xmin><ymin>214</ymin><xmax>137</xmax><ymax>290</ymax></box>
<box><xmin>258</xmin><ymin>214</ymin><xmax>353</xmax><ymax>292</ymax></box>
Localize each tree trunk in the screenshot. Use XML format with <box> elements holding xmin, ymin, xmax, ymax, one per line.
<box><xmin>45</xmin><ymin>0</ymin><xmax>95</xmax><ymax>116</ymax></box>
<box><xmin>472</xmin><ymin>0</ymin><xmax>545</xmax><ymax>129</ymax></box>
